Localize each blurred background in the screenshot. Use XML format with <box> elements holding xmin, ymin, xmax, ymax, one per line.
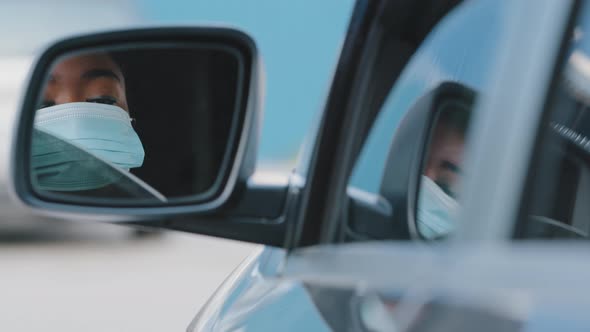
<box><xmin>0</xmin><ymin>1</ymin><xmax>354</xmax><ymax>330</ymax></box>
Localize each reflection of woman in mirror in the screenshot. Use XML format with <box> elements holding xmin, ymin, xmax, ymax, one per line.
<box><xmin>40</xmin><ymin>53</ymin><xmax>128</xmax><ymax>111</ymax></box>
<box><xmin>32</xmin><ymin>52</ymin><xmax>147</xmax><ymax>194</ymax></box>
<box><xmin>423</xmin><ymin>103</ymin><xmax>470</xmax><ymax>199</ymax></box>
<box><xmin>418</xmin><ymin>98</ymin><xmax>472</xmax><ymax>240</ymax></box>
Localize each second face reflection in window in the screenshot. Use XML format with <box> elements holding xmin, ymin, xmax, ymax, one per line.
<box><xmin>423</xmin><ymin>101</ymin><xmax>471</xmax><ymax>199</ymax></box>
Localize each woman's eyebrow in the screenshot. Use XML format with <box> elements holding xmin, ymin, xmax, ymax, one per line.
<box><xmin>81</xmin><ymin>68</ymin><xmax>122</xmax><ymax>82</ymax></box>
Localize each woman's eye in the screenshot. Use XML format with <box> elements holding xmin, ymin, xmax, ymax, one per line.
<box><xmin>86</xmin><ymin>96</ymin><xmax>117</xmax><ymax>105</ymax></box>
<box><xmin>39</xmin><ymin>100</ymin><xmax>55</xmax><ymax>109</ymax></box>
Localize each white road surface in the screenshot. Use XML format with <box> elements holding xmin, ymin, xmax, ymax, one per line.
<box><xmin>0</xmin><ymin>221</ymin><xmax>258</xmax><ymax>331</ymax></box>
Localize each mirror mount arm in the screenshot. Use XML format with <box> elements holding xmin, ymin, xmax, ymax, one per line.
<box><xmin>128</xmin><ymin>181</ymin><xmax>289</xmax><ymax>247</ymax></box>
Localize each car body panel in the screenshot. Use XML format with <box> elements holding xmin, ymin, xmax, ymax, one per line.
<box><xmin>199</xmin><ymin>242</ymin><xmax>590</xmax><ymax>331</ymax></box>
<box><xmin>188</xmin><ymin>246</ymin><xmax>330</xmax><ymax>332</ymax></box>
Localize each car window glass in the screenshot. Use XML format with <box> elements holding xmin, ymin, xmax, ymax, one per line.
<box><xmin>346</xmin><ymin>0</ymin><xmax>513</xmax><ymax>241</ymax></box>
<box><xmin>516</xmin><ymin>3</ymin><xmax>590</xmax><ymax>240</ymax></box>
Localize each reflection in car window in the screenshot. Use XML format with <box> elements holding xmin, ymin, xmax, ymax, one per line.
<box><xmin>350</xmin><ymin>0</ymin><xmax>510</xmax><ymax>193</ymax></box>
<box><xmin>516</xmin><ymin>3</ymin><xmax>590</xmax><ymax>240</ymax></box>
<box><xmin>346</xmin><ymin>0</ymin><xmax>512</xmax><ymax>240</ymax></box>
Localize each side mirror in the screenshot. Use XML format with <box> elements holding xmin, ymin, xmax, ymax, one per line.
<box><xmin>344</xmin><ymin>82</ymin><xmax>475</xmax><ymax>242</ymax></box>
<box><xmin>373</xmin><ymin>82</ymin><xmax>475</xmax><ymax>241</ymax></box>
<box><xmin>10</xmin><ymin>28</ymin><xmax>286</xmax><ymax>246</ymax></box>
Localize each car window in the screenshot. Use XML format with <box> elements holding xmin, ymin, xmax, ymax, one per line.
<box><xmin>31</xmin><ymin>128</ymin><xmax>166</xmax><ymax>203</ymax></box>
<box><xmin>346</xmin><ymin>0</ymin><xmax>513</xmax><ymax>240</ymax></box>
<box><xmin>515</xmin><ymin>4</ymin><xmax>590</xmax><ymax>239</ymax></box>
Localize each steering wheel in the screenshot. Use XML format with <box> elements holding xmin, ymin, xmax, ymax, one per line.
<box><xmin>525</xmin><ymin>215</ymin><xmax>587</xmax><ymax>239</ymax></box>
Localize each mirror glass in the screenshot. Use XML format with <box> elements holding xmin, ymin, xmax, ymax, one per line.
<box><xmin>29</xmin><ymin>44</ymin><xmax>244</xmax><ymax>205</ymax></box>
<box><xmin>416</xmin><ymin>100</ymin><xmax>471</xmax><ymax>240</ymax></box>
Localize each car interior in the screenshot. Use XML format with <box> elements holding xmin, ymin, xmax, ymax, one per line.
<box><xmin>517</xmin><ymin>82</ymin><xmax>590</xmax><ymax>239</ymax></box>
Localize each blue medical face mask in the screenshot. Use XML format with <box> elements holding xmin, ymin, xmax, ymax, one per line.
<box><xmin>32</xmin><ymin>102</ymin><xmax>145</xmax><ymax>191</ymax></box>
<box><xmin>416</xmin><ymin>175</ymin><xmax>459</xmax><ymax>240</ymax></box>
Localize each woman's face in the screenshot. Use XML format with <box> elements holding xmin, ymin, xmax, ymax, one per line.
<box><xmin>41</xmin><ymin>53</ymin><xmax>128</xmax><ymax>111</ymax></box>
<box><xmin>423</xmin><ymin>122</ymin><xmax>465</xmax><ymax>198</ymax></box>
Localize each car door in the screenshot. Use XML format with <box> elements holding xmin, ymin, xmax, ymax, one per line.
<box><xmin>280</xmin><ymin>0</ymin><xmax>579</xmax><ymax>331</ymax></box>
<box><xmin>187</xmin><ymin>0</ymin><xmax>576</xmax><ymax>331</ymax></box>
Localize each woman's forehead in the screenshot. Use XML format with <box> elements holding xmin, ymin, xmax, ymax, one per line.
<box><xmin>50</xmin><ymin>53</ymin><xmax>121</xmax><ymax>80</ymax></box>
